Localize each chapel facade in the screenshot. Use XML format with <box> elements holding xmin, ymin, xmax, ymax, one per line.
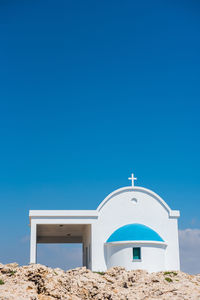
<box><xmin>29</xmin><ymin>174</ymin><xmax>180</xmax><ymax>272</ymax></box>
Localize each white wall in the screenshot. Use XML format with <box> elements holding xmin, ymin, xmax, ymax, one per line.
<box><xmin>106</xmin><ymin>243</ymin><xmax>166</xmax><ymax>272</ymax></box>
<box><xmin>91</xmin><ymin>187</ymin><xmax>180</xmax><ymax>272</ymax></box>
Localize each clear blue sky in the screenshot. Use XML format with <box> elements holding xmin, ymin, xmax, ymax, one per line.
<box><xmin>0</xmin><ymin>0</ymin><xmax>200</xmax><ymax>271</ymax></box>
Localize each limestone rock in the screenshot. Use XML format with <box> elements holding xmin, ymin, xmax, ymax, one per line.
<box><xmin>0</xmin><ymin>262</ymin><xmax>199</xmax><ymax>299</ymax></box>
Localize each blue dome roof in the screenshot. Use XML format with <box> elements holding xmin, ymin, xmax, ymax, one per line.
<box><xmin>106</xmin><ymin>223</ymin><xmax>164</xmax><ymax>243</ymax></box>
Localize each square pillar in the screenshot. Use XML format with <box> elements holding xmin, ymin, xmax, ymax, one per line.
<box><xmin>30</xmin><ymin>221</ymin><xmax>37</xmax><ymax>263</ymax></box>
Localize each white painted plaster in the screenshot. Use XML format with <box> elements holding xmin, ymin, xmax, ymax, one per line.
<box><xmin>29</xmin><ymin>184</ymin><xmax>180</xmax><ymax>272</ymax></box>
<box><xmin>106</xmin><ymin>243</ymin><xmax>166</xmax><ymax>272</ymax></box>
<box><xmin>30</xmin><ymin>221</ymin><xmax>37</xmax><ymax>264</ymax></box>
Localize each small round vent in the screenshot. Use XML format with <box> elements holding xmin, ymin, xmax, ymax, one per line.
<box><xmin>131</xmin><ymin>198</ymin><xmax>138</xmax><ymax>204</ymax></box>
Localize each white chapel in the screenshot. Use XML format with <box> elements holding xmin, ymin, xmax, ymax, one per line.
<box><xmin>29</xmin><ymin>174</ymin><xmax>180</xmax><ymax>272</ymax></box>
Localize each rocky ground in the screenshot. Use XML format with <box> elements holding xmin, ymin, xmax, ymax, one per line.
<box><xmin>0</xmin><ymin>263</ymin><xmax>199</xmax><ymax>300</ymax></box>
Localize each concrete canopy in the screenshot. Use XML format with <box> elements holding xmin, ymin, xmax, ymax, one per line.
<box><xmin>37</xmin><ymin>224</ymin><xmax>90</xmax><ymax>243</ymax></box>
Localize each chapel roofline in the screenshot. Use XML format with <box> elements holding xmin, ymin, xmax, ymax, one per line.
<box><xmin>29</xmin><ymin>186</ymin><xmax>180</xmax><ymax>221</ymax></box>
<box><xmin>29</xmin><ymin>210</ymin><xmax>98</xmax><ymax>222</ymax></box>
<box><xmin>97</xmin><ymin>186</ymin><xmax>180</xmax><ymax>218</ymax></box>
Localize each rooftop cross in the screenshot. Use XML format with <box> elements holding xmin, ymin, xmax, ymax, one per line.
<box><xmin>128</xmin><ymin>173</ymin><xmax>137</xmax><ymax>187</ymax></box>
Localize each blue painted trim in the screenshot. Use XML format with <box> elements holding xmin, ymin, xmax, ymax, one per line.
<box><xmin>106</xmin><ymin>223</ymin><xmax>164</xmax><ymax>243</ymax></box>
